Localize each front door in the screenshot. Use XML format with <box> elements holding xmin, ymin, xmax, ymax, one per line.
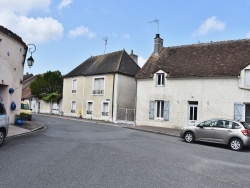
<box><xmin>188</xmin><ymin>102</ymin><xmax>198</xmax><ymax>126</ymax></box>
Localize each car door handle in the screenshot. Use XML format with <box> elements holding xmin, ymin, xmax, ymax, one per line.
<box><xmin>227</xmin><ymin>130</ymin><xmax>232</xmax><ymax>132</ymax></box>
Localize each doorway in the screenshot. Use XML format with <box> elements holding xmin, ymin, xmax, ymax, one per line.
<box><xmin>188</xmin><ymin>101</ymin><xmax>198</xmax><ymax>126</ymax></box>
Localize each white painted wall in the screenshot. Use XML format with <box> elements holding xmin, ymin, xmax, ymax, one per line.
<box><xmin>0</xmin><ymin>31</ymin><xmax>26</xmax><ymax>124</ymax></box>
<box><xmin>136</xmin><ymin>74</ymin><xmax>250</xmax><ymax>129</ymax></box>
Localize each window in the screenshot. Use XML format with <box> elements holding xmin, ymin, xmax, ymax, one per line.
<box><xmin>72</xmin><ymin>79</ymin><xmax>77</xmax><ymax>93</ymax></box>
<box><xmin>102</xmin><ymin>102</ymin><xmax>109</xmax><ymax>116</ymax></box>
<box><xmin>245</xmin><ymin>70</ymin><xmax>250</xmax><ymax>86</ymax></box>
<box><xmin>149</xmin><ymin>100</ymin><xmax>169</xmax><ymax>120</ymax></box>
<box><xmin>189</xmin><ymin>102</ymin><xmax>198</xmax><ymax>121</ymax></box>
<box><xmin>71</xmin><ymin>101</ymin><xmax>76</xmax><ymax>113</ymax></box>
<box><xmin>157</xmin><ymin>73</ymin><xmax>165</xmax><ymax>86</ymax></box>
<box><xmin>93</xmin><ymin>77</ymin><xmax>104</xmax><ymax>94</ymax></box>
<box><xmin>199</xmin><ymin>120</ymin><xmax>218</xmax><ymax>127</ymax></box>
<box><xmin>156</xmin><ymin>101</ymin><xmax>164</xmax><ymax>118</ymax></box>
<box><xmin>87</xmin><ymin>102</ymin><xmax>93</xmax><ymax>115</ymax></box>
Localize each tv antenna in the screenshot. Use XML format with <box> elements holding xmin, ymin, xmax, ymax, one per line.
<box><xmin>149</xmin><ymin>19</ymin><xmax>159</xmax><ymax>34</ymax></box>
<box><xmin>102</xmin><ymin>37</ymin><xmax>108</xmax><ymax>54</ymax></box>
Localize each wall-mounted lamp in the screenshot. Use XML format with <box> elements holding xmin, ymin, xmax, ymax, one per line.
<box><xmin>27</xmin><ymin>44</ymin><xmax>36</xmax><ymax>68</ymax></box>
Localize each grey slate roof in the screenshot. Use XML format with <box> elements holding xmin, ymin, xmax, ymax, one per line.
<box><xmin>136</xmin><ymin>39</ymin><xmax>250</xmax><ymax>79</ymax></box>
<box><xmin>64</xmin><ymin>50</ymin><xmax>140</xmax><ymax>78</ymax></box>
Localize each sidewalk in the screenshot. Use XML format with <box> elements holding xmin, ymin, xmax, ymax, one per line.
<box><xmin>7</xmin><ymin>121</ymin><xmax>45</xmax><ymax>138</ymax></box>
<box><xmin>123</xmin><ymin>125</ymin><xmax>181</xmax><ymax>137</ymax></box>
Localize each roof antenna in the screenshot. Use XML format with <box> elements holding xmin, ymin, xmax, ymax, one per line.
<box><xmin>102</xmin><ymin>37</ymin><xmax>108</xmax><ymax>54</ymax></box>
<box><xmin>149</xmin><ymin>19</ymin><xmax>159</xmax><ymax>34</ymax></box>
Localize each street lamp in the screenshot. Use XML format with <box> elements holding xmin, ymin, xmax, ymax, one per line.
<box><xmin>27</xmin><ymin>44</ymin><xmax>36</xmax><ymax>68</ymax></box>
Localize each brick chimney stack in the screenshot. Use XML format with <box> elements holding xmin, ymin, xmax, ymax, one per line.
<box><xmin>154</xmin><ymin>34</ymin><xmax>163</xmax><ymax>54</ymax></box>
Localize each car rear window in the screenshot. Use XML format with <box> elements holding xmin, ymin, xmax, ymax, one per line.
<box><xmin>0</xmin><ymin>103</ymin><xmax>6</xmax><ymax>115</ymax></box>
<box><xmin>240</xmin><ymin>122</ymin><xmax>250</xmax><ymax>129</ymax></box>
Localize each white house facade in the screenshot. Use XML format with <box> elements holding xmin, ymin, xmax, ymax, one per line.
<box><xmin>136</xmin><ymin>34</ymin><xmax>250</xmax><ymax>129</ymax></box>
<box><xmin>0</xmin><ymin>25</ymin><xmax>28</xmax><ymax>124</ymax></box>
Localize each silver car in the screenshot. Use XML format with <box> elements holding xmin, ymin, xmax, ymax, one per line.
<box><xmin>180</xmin><ymin>119</ymin><xmax>250</xmax><ymax>151</ymax></box>
<box><xmin>0</xmin><ymin>102</ymin><xmax>9</xmax><ymax>147</ymax></box>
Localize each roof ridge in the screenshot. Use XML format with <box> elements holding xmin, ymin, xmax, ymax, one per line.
<box><xmin>117</xmin><ymin>50</ymin><xmax>126</xmax><ymax>72</ymax></box>
<box><xmin>89</xmin><ymin>50</ymin><xmax>124</xmax><ymax>59</ymax></box>
<box><xmin>164</xmin><ymin>38</ymin><xmax>250</xmax><ymax>50</ymax></box>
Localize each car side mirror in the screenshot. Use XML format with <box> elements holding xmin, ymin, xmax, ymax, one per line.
<box><xmin>30</xmin><ymin>109</ymin><xmax>32</xmax><ymax>111</ymax></box>
<box><xmin>197</xmin><ymin>124</ymin><xmax>203</xmax><ymax>128</ymax></box>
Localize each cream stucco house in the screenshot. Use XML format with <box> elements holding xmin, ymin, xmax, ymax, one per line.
<box><xmin>0</xmin><ymin>25</ymin><xmax>30</xmax><ymax>124</ymax></box>
<box><xmin>62</xmin><ymin>50</ymin><xmax>140</xmax><ymax>123</ymax></box>
<box><xmin>136</xmin><ymin>34</ymin><xmax>250</xmax><ymax>129</ymax></box>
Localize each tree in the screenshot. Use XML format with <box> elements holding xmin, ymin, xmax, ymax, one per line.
<box><xmin>30</xmin><ymin>71</ymin><xmax>63</xmax><ymax>103</ymax></box>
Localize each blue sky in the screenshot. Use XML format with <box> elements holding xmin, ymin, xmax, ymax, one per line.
<box><xmin>1</xmin><ymin>0</ymin><xmax>250</xmax><ymax>75</ymax></box>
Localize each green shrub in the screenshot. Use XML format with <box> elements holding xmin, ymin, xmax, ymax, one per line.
<box><xmin>19</xmin><ymin>113</ymin><xmax>28</xmax><ymax>120</ymax></box>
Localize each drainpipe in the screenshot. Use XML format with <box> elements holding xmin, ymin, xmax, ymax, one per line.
<box><xmin>111</xmin><ymin>73</ymin><xmax>115</xmax><ymax>122</ymax></box>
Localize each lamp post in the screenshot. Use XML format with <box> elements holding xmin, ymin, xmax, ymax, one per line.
<box><xmin>26</xmin><ymin>44</ymin><xmax>36</xmax><ymax>68</ymax></box>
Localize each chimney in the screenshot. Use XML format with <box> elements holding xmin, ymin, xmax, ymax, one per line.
<box><xmin>130</xmin><ymin>50</ymin><xmax>138</xmax><ymax>64</ymax></box>
<box><xmin>154</xmin><ymin>34</ymin><xmax>163</xmax><ymax>54</ymax></box>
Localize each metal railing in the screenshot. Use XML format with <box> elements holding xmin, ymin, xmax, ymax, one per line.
<box><xmin>93</xmin><ymin>90</ymin><xmax>104</xmax><ymax>94</ymax></box>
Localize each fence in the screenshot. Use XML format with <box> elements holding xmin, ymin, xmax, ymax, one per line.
<box><xmin>117</xmin><ymin>108</ymin><xmax>135</xmax><ymax>125</ymax></box>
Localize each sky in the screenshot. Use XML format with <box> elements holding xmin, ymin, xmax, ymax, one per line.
<box><xmin>0</xmin><ymin>0</ymin><xmax>250</xmax><ymax>76</ymax></box>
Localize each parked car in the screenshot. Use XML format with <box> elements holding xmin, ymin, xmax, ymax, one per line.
<box><xmin>0</xmin><ymin>102</ymin><xmax>9</xmax><ymax>147</ymax></box>
<box><xmin>20</xmin><ymin>101</ymin><xmax>32</xmax><ymax>121</ymax></box>
<box><xmin>180</xmin><ymin>119</ymin><xmax>250</xmax><ymax>151</ymax></box>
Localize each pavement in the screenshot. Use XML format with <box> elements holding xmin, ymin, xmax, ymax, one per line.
<box><xmin>7</xmin><ymin>121</ymin><xmax>45</xmax><ymax>138</ymax></box>
<box><xmin>6</xmin><ymin>114</ymin><xmax>181</xmax><ymax>138</ymax></box>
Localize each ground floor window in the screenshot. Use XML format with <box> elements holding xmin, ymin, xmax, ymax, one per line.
<box><xmin>71</xmin><ymin>101</ymin><xmax>76</xmax><ymax>113</ymax></box>
<box><xmin>156</xmin><ymin>101</ymin><xmax>164</xmax><ymax>118</ymax></box>
<box><xmin>149</xmin><ymin>100</ymin><xmax>169</xmax><ymax>120</ymax></box>
<box><xmin>87</xmin><ymin>101</ymin><xmax>93</xmax><ymax>115</ymax></box>
<box><xmin>102</xmin><ymin>102</ymin><xmax>109</xmax><ymax>116</ymax></box>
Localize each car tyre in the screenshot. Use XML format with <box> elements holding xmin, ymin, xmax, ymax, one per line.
<box><xmin>184</xmin><ymin>132</ymin><xmax>195</xmax><ymax>143</ymax></box>
<box><xmin>229</xmin><ymin>138</ymin><xmax>243</xmax><ymax>151</ymax></box>
<box><xmin>0</xmin><ymin>129</ymin><xmax>5</xmax><ymax>147</ymax></box>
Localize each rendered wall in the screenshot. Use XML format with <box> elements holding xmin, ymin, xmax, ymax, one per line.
<box><xmin>136</xmin><ymin>75</ymin><xmax>250</xmax><ymax>129</ymax></box>
<box><xmin>62</xmin><ymin>76</ymin><xmax>84</xmax><ymax>117</ymax></box>
<box><xmin>0</xmin><ymin>32</ymin><xmax>26</xmax><ymax>124</ymax></box>
<box><xmin>83</xmin><ymin>74</ymin><xmax>114</xmax><ymax>121</ymax></box>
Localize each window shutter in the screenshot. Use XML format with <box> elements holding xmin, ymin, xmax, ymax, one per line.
<box><xmin>234</xmin><ymin>103</ymin><xmax>243</xmax><ymax>121</ymax></box>
<box><xmin>149</xmin><ymin>101</ymin><xmax>154</xmax><ymax>119</ymax></box>
<box><xmin>163</xmin><ymin>101</ymin><xmax>169</xmax><ymax>121</ymax></box>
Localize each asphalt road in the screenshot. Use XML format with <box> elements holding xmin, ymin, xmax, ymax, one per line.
<box><xmin>1</xmin><ymin>114</ymin><xmax>250</xmax><ymax>188</ymax></box>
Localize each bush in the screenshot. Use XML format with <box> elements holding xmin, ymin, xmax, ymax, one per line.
<box><xmin>19</xmin><ymin>113</ymin><xmax>28</xmax><ymax>120</ymax></box>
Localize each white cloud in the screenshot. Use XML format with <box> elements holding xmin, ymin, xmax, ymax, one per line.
<box><xmin>246</xmin><ymin>31</ymin><xmax>250</xmax><ymax>38</ymax></box>
<box><xmin>194</xmin><ymin>16</ymin><xmax>226</xmax><ymax>36</ymax></box>
<box><xmin>0</xmin><ymin>0</ymin><xmax>64</xmax><ymax>44</ymax></box>
<box><xmin>57</xmin><ymin>0</ymin><xmax>73</xmax><ymax>10</ymax></box>
<box><xmin>68</xmin><ymin>26</ymin><xmax>96</xmax><ymax>39</ymax></box>
<box><xmin>138</xmin><ymin>56</ymin><xmax>147</xmax><ymax>67</ymax></box>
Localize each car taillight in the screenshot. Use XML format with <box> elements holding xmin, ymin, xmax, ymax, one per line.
<box><xmin>241</xmin><ymin>129</ymin><xmax>250</xmax><ymax>136</ymax></box>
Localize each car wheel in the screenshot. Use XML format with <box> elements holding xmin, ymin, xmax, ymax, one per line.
<box><xmin>184</xmin><ymin>132</ymin><xmax>195</xmax><ymax>143</ymax></box>
<box><xmin>229</xmin><ymin>138</ymin><xmax>243</xmax><ymax>151</ymax></box>
<box><xmin>0</xmin><ymin>129</ymin><xmax>5</xmax><ymax>147</ymax></box>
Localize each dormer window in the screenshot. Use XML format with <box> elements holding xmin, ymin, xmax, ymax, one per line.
<box><xmin>245</xmin><ymin>70</ymin><xmax>250</xmax><ymax>86</ymax></box>
<box><xmin>157</xmin><ymin>73</ymin><xmax>165</xmax><ymax>86</ymax></box>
